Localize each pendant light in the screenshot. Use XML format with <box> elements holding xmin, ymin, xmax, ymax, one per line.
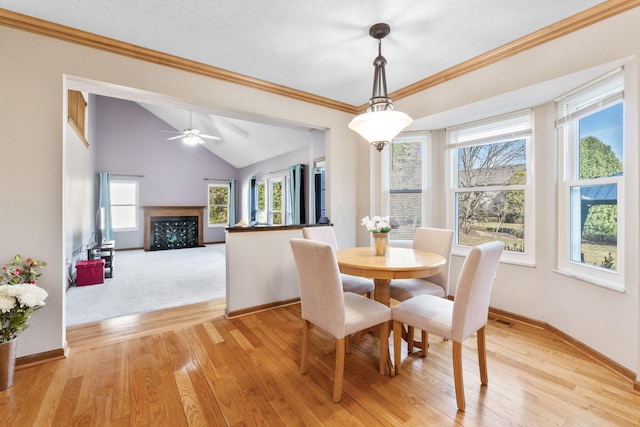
<box><xmin>348</xmin><ymin>23</ymin><xmax>413</xmax><ymax>152</ymax></box>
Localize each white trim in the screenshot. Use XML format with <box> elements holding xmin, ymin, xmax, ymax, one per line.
<box><xmin>556</xmin><ymin>68</ymin><xmax>626</xmax><ymax>289</ymax></box>
<box><xmin>446</xmin><ymin>110</ymin><xmax>534</xmax><ymax>264</ymax></box>
<box><xmin>207</xmin><ymin>182</ymin><xmax>230</xmax><ymax>228</ymax></box>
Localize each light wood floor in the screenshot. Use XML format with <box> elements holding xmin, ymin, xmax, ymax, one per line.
<box><xmin>3</xmin><ymin>300</ymin><xmax>640</xmax><ymax>426</ymax></box>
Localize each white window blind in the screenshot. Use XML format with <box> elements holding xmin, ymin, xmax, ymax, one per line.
<box><xmin>447</xmin><ymin>110</ymin><xmax>533</xmax><ymax>148</ymax></box>
<box><xmin>555</xmin><ymin>68</ymin><xmax>624</xmax><ymax>127</ymax></box>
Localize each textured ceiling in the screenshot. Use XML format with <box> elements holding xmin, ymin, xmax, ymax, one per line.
<box><xmin>0</xmin><ymin>1</ymin><xmax>608</xmax><ymax>167</ymax></box>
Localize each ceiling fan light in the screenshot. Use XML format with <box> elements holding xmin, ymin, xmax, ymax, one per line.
<box><xmin>348</xmin><ymin>110</ymin><xmax>413</xmax><ymax>151</ymax></box>
<box><xmin>183</xmin><ymin>134</ymin><xmax>203</xmax><ymax>146</ymax></box>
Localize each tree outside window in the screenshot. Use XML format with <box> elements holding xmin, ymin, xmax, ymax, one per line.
<box><xmin>269</xmin><ymin>179</ymin><xmax>283</xmax><ymax>225</ymax></box>
<box><xmin>208</xmin><ymin>183</ymin><xmax>229</xmax><ymax>226</ymax></box>
<box><xmin>256</xmin><ymin>182</ymin><xmax>266</xmax><ymax>223</ymax></box>
<box><xmin>556</xmin><ymin>68</ymin><xmax>625</xmax><ymax>286</ymax></box>
<box><xmin>570</xmin><ymin>103</ymin><xmax>623</xmax><ymax>271</ymax></box>
<box><xmin>448</xmin><ymin>111</ymin><xmax>532</xmax><ymax>257</ymax></box>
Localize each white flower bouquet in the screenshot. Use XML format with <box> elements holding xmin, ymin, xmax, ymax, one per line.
<box><xmin>361</xmin><ymin>215</ymin><xmax>392</xmax><ymax>233</ymax></box>
<box><xmin>0</xmin><ymin>255</ymin><xmax>48</xmax><ymax>343</ymax></box>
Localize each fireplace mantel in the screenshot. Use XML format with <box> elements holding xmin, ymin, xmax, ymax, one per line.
<box><xmin>143</xmin><ymin>206</ymin><xmax>205</xmax><ymax>251</ymax></box>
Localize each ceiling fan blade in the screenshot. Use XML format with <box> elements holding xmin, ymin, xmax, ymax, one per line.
<box><xmin>199</xmin><ymin>134</ymin><xmax>222</xmax><ymax>141</ymax></box>
<box><xmin>161</xmin><ymin>130</ymin><xmax>182</xmax><ymax>134</ymax></box>
<box><xmin>167</xmin><ymin>135</ymin><xmax>184</xmax><ymax>140</ymax></box>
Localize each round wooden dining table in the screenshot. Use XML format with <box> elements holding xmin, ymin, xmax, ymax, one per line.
<box><xmin>335</xmin><ymin>246</ymin><xmax>446</xmax><ymax>306</ymax></box>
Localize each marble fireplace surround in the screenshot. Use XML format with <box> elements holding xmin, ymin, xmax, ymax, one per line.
<box><xmin>143</xmin><ymin>206</ymin><xmax>205</xmax><ymax>251</ymax></box>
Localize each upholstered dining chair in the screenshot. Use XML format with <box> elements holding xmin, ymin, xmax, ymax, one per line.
<box><xmin>289</xmin><ymin>238</ymin><xmax>391</xmax><ymax>403</ymax></box>
<box><xmin>389</xmin><ymin>227</ymin><xmax>454</xmax><ymax>351</ymax></box>
<box><xmin>391</xmin><ymin>241</ymin><xmax>504</xmax><ymax>411</ymax></box>
<box><xmin>302</xmin><ymin>226</ymin><xmax>375</xmax><ymax>297</ymax></box>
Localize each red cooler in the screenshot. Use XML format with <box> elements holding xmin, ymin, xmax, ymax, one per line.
<box><xmin>76</xmin><ymin>259</ymin><xmax>105</xmax><ymax>286</ymax></box>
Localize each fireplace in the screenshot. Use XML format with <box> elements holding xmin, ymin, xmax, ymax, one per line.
<box><xmin>143</xmin><ymin>206</ymin><xmax>205</xmax><ymax>251</ymax></box>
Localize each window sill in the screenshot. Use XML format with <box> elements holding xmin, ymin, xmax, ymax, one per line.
<box><xmin>552</xmin><ymin>268</ymin><xmax>625</xmax><ymax>293</ymax></box>
<box><xmin>452</xmin><ymin>246</ymin><xmax>535</xmax><ymax>268</ymax></box>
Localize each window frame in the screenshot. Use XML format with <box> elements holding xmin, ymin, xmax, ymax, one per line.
<box><xmin>445</xmin><ymin>110</ymin><xmax>535</xmax><ymax>266</ymax></box>
<box><xmin>382</xmin><ymin>133</ymin><xmax>430</xmax><ymax>245</ymax></box>
<box><xmin>268</xmin><ymin>176</ymin><xmax>285</xmax><ymax>225</ymax></box>
<box><xmin>256</xmin><ymin>172</ymin><xmax>290</xmax><ymax>225</ymax></box>
<box><xmin>109</xmin><ymin>180</ymin><xmax>139</xmax><ymax>231</ymax></box>
<box><xmin>207</xmin><ymin>183</ymin><xmax>230</xmax><ymax>227</ymax></box>
<box><xmin>556</xmin><ymin>69</ymin><xmax>626</xmax><ymax>291</ymax></box>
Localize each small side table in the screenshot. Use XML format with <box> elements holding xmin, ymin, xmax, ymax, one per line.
<box><xmin>87</xmin><ymin>240</ymin><xmax>115</xmax><ymax>278</ymax></box>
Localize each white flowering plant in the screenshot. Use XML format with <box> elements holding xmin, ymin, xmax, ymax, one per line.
<box><xmin>361</xmin><ymin>215</ymin><xmax>393</xmax><ymax>233</ymax></box>
<box><xmin>0</xmin><ymin>255</ymin><xmax>48</xmax><ymax>343</ymax></box>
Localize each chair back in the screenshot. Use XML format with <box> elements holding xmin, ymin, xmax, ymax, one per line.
<box><xmin>451</xmin><ymin>241</ymin><xmax>504</xmax><ymax>342</ymax></box>
<box><xmin>412</xmin><ymin>227</ymin><xmax>454</xmax><ymax>294</ymax></box>
<box><xmin>290</xmin><ymin>238</ymin><xmax>345</xmax><ymax>338</ymax></box>
<box><xmin>302</xmin><ymin>226</ymin><xmax>338</xmax><ymax>249</ymax></box>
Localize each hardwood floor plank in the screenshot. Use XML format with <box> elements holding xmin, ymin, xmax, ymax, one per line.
<box><xmin>110</xmin><ymin>340</ymin><xmax>131</xmax><ymax>422</ymax></box>
<box><xmin>174</xmin><ymin>367</ymin><xmax>208</xmax><ymax>427</ymax></box>
<box><xmin>2</xmin><ymin>301</ymin><xmax>639</xmax><ymax>426</ymax></box>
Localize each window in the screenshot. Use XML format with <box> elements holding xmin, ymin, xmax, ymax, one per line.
<box><xmin>446</xmin><ymin>111</ymin><xmax>534</xmax><ymax>264</ymax></box>
<box><xmin>255</xmin><ymin>174</ymin><xmax>289</xmax><ymax>225</ymax></box>
<box><xmin>269</xmin><ymin>178</ymin><xmax>284</xmax><ymax>225</ymax></box>
<box><xmin>208</xmin><ymin>183</ymin><xmax>230</xmax><ymax>226</ymax></box>
<box><xmin>556</xmin><ymin>69</ymin><xmax>624</xmax><ymax>288</ymax></box>
<box><xmin>382</xmin><ymin>134</ymin><xmax>429</xmax><ymax>241</ymax></box>
<box><xmin>256</xmin><ymin>181</ymin><xmax>267</xmax><ymax>223</ymax></box>
<box><xmin>110</xmin><ymin>180</ymin><xmax>138</xmax><ymax>230</ymax></box>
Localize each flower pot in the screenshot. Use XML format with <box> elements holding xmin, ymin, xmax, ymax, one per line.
<box><xmin>0</xmin><ymin>338</ymin><xmax>17</xmax><ymax>391</ymax></box>
<box><xmin>372</xmin><ymin>232</ymin><xmax>389</xmax><ymax>256</ymax></box>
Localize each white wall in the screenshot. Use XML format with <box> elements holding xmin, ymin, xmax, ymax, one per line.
<box><xmin>0</xmin><ymin>25</ymin><xmax>359</xmax><ymax>357</ymax></box>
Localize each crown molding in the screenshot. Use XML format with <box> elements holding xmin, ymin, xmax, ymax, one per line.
<box><xmin>0</xmin><ymin>8</ymin><xmax>358</xmax><ymax>114</ymax></box>
<box><xmin>2</xmin><ymin>2</ymin><xmax>639</xmax><ymax>114</ymax></box>
<box><xmin>385</xmin><ymin>0</ymin><xmax>640</xmax><ymax>108</ymax></box>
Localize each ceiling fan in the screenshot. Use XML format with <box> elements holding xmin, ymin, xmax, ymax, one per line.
<box><xmin>162</xmin><ymin>111</ymin><xmax>221</xmax><ymax>145</ymax></box>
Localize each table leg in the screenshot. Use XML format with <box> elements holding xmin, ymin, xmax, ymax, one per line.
<box><xmin>373</xmin><ymin>278</ymin><xmax>391</xmax><ymax>306</ymax></box>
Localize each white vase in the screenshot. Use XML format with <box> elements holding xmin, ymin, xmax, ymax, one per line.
<box><xmin>0</xmin><ymin>337</ymin><xmax>17</xmax><ymax>391</ymax></box>
<box><xmin>372</xmin><ymin>232</ymin><xmax>389</xmax><ymax>256</ymax></box>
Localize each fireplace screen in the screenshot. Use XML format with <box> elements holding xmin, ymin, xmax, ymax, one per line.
<box><xmin>150</xmin><ymin>216</ymin><xmax>199</xmax><ymax>250</ymax></box>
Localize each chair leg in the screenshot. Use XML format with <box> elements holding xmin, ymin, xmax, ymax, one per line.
<box><xmin>452</xmin><ymin>341</ymin><xmax>465</xmax><ymax>411</ymax></box>
<box><xmin>477</xmin><ymin>326</ymin><xmax>488</xmax><ymax>385</ymax></box>
<box><xmin>333</xmin><ymin>338</ymin><xmax>346</xmax><ymax>402</ymax></box>
<box><xmin>407</xmin><ymin>326</ymin><xmax>415</xmax><ymax>353</ymax></box>
<box><xmin>379</xmin><ymin>321</ymin><xmax>389</xmax><ymax>376</ymax></box>
<box><xmin>301</xmin><ymin>319</ymin><xmax>311</xmax><ymax>374</ymax></box>
<box><xmin>393</xmin><ymin>321</ymin><xmax>402</xmax><ymax>375</ymax></box>
<box><xmin>421</xmin><ymin>331</ymin><xmax>428</xmax><ymax>357</ymax></box>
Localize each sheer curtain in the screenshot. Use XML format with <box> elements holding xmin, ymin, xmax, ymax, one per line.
<box><xmin>98</xmin><ymin>172</ymin><xmax>114</xmax><ymax>241</ymax></box>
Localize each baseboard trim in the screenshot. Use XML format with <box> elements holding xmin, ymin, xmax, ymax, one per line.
<box><xmin>16</xmin><ymin>346</ymin><xmax>67</xmax><ymax>370</ymax></box>
<box><xmin>225</xmin><ymin>298</ymin><xmax>300</xmax><ymax>319</ymax></box>
<box><xmin>488</xmin><ymin>306</ymin><xmax>637</xmax><ymax>384</ymax></box>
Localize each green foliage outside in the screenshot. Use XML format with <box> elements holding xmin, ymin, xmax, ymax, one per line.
<box><xmin>271</xmin><ymin>181</ymin><xmax>283</xmax><ymax>224</ymax></box>
<box><xmin>579</xmin><ymin>136</ymin><xmax>621</xmax><ymax>244</ymax></box>
<box><xmin>257</xmin><ymin>183</ymin><xmax>266</xmax><ymax>222</ymax></box>
<box><xmin>208</xmin><ymin>185</ymin><xmax>229</xmax><ymax>225</ymax></box>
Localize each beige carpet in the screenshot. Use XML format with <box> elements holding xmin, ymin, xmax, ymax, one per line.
<box><xmin>65</xmin><ymin>244</ymin><xmax>226</xmax><ymax>326</ymax></box>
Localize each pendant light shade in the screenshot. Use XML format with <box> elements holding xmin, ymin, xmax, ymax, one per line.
<box><xmin>349</xmin><ymin>23</ymin><xmax>412</xmax><ymax>152</ymax></box>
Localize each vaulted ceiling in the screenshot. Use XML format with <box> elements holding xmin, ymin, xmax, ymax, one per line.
<box><xmin>1</xmin><ymin>1</ymin><xmax>626</xmax><ymax>167</ymax></box>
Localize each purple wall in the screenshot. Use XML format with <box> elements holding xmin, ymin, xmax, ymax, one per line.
<box><xmin>94</xmin><ymin>96</ymin><xmax>238</xmax><ymax>248</ymax></box>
